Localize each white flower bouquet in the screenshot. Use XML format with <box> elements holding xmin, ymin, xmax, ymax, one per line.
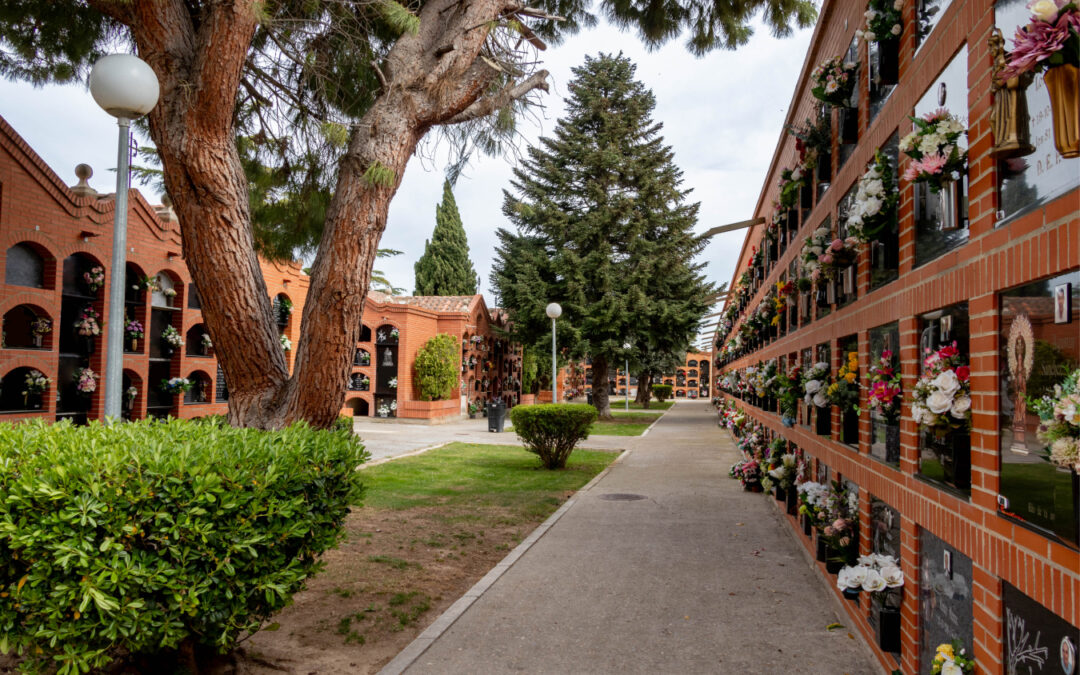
<box><xmin>837</xmin><ymin>553</ymin><xmax>905</xmax><ymax>598</ymax></box>
<box><xmin>802</xmin><ymin>361</ymin><xmax>832</xmax><ymax>408</ymax></box>
<box><xmin>1027</xmin><ymin>368</ymin><xmax>1080</xmax><ymax>472</ymax></box>
<box><xmin>911</xmin><ymin>342</ymin><xmax>971</xmax><ymax>436</ymax></box>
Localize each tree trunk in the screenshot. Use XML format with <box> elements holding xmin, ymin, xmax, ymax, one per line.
<box><xmin>636</xmin><ymin>369</ymin><xmax>652</xmax><ymax>409</ymax></box>
<box><xmin>111</xmin><ymin>0</ymin><xmax>549</xmax><ymax>428</ymax></box>
<box><xmin>591</xmin><ymin>354</ymin><xmax>612</xmax><ymax>419</ymax></box>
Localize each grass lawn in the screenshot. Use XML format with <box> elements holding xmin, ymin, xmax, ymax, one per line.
<box><xmin>612</xmin><ymin>409</ymin><xmax>662</xmax><ymax>417</ymax></box>
<box><xmin>589</xmin><ymin>413</ymin><xmax>660</xmax><ymax>436</ymax></box>
<box><xmin>242</xmin><ymin>443</ymin><xmax>617</xmax><ymax>673</ymax></box>
<box><xmin>625</xmin><ymin>400</ymin><xmax>675</xmax><ymax>411</ymax></box>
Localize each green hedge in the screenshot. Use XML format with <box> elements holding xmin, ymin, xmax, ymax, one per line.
<box><xmin>0</xmin><ymin>418</ymin><xmax>367</xmax><ymax>672</ymax></box>
<box><xmin>509</xmin><ymin>403</ymin><xmax>598</xmax><ymax>469</ymax></box>
<box><xmin>414</xmin><ymin>334</ymin><xmax>459</xmax><ymax>401</ymax></box>
<box><xmin>652</xmin><ymin>384</ymin><xmax>673</xmax><ymax>402</ymax></box>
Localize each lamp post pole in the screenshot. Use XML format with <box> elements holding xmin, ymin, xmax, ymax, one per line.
<box><xmin>103</xmin><ymin>117</ymin><xmax>132</xmax><ymax>420</ymax></box>
<box><xmin>90</xmin><ymin>54</ymin><xmax>160</xmax><ymax>421</ymax></box>
<box><xmin>546</xmin><ymin>303</ymin><xmax>562</xmax><ymax>403</ymax></box>
<box><xmin>623</xmin><ymin>342</ymin><xmax>631</xmax><ymax>412</ymax></box>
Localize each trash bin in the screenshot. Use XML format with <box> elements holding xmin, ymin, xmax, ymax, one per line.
<box><xmin>487</xmin><ymin>401</ymin><xmax>507</xmax><ymax>432</ymax></box>
<box><xmin>587</xmin><ymin>392</ymin><xmax>593</xmax><ymax>405</ymax></box>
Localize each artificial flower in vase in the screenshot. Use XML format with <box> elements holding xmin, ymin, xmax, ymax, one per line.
<box><xmin>125</xmin><ymin>318</ymin><xmax>144</xmax><ymax>352</ymax></box>
<box><xmin>160</xmin><ymin>377</ymin><xmax>192</xmax><ymax>396</ymax></box>
<box><xmin>810</xmin><ymin>56</ymin><xmax>859</xmax><ymax>107</ymax></box>
<box><xmin>74</xmin><ymin>367</ymin><xmax>99</xmax><ymax>397</ymax></box>
<box><xmin>930</xmin><ymin>640</ymin><xmax>975</xmax><ymax>675</ymax></box>
<box><xmin>160</xmin><ymin>325</ymin><xmax>184</xmax><ymax>356</ymax></box>
<box><xmin>21</xmin><ymin>369</ymin><xmax>51</xmax><ymax>408</ymax></box>
<box><xmin>30</xmin><ymin>316</ymin><xmax>51</xmax><ymax>347</ymax></box>
<box><xmin>83</xmin><ymin>266</ymin><xmax>105</xmax><ymax>294</ymax></box>
<box><xmin>911</xmin><ymin>341</ymin><xmax>972</xmax><ymax>437</ymax></box>
<box><xmin>857</xmin><ymin>0</ymin><xmax>904</xmax><ymax>85</ymax></box>
<box><xmin>1026</xmin><ymin>368</ymin><xmax>1080</xmax><ymax>472</ymax></box>
<box><xmin>900</xmin><ymin>109</ymin><xmax>968</xmax><ymax>230</ymax></box>
<box><xmin>999</xmin><ymin>2</ymin><xmax>1080</xmax><ymax>158</ymax></box>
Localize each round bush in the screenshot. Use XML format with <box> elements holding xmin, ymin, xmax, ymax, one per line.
<box><xmin>0</xmin><ymin>418</ymin><xmax>367</xmax><ymax>672</ymax></box>
<box><xmin>652</xmin><ymin>384</ymin><xmax>673</xmax><ymax>402</ymax></box>
<box><xmin>414</xmin><ymin>333</ymin><xmax>459</xmax><ymax>401</ymax></box>
<box><xmin>509</xmin><ymin>403</ymin><xmax>598</xmax><ymax>469</ymax></box>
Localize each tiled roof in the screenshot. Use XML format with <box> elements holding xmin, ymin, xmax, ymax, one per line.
<box><xmin>368</xmin><ymin>293</ymin><xmax>478</xmax><ymax>313</ymax></box>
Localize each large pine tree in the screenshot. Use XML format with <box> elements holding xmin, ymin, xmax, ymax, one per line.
<box><xmin>492</xmin><ymin>53</ymin><xmax>712</xmax><ymax>418</ymax></box>
<box><xmin>414</xmin><ymin>181</ymin><xmax>478</xmax><ymax>296</ymax></box>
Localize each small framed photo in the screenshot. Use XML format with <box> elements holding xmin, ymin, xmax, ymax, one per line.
<box><xmin>1054</xmin><ymin>283</ymin><xmax>1072</xmax><ymax>324</ymax></box>
<box><xmin>943</xmin><ymin>550</ymin><xmax>953</xmax><ymax>579</ymax></box>
<box><xmin>940</xmin><ymin>315</ymin><xmax>953</xmax><ymax>342</ymax></box>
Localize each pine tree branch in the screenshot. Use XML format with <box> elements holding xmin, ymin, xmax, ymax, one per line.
<box><xmin>444</xmin><ymin>70</ymin><xmax>549</xmax><ymax>125</ymax></box>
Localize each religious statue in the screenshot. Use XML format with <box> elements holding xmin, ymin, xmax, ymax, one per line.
<box><xmin>382</xmin><ymin>347</ymin><xmax>394</xmax><ymax>367</ymax></box>
<box><xmin>1007</xmin><ymin>313</ymin><xmax>1035</xmax><ymax>453</ymax></box>
<box><xmin>989</xmin><ymin>28</ymin><xmax>1036</xmax><ymax>159</ymax></box>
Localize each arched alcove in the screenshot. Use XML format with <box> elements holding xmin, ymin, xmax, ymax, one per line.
<box><xmin>353</xmin><ymin>348</ymin><xmax>371</xmax><ymax>366</ymax></box>
<box><xmin>184</xmin><ymin>370</ymin><xmax>213</xmax><ymax>404</ymax></box>
<box><xmin>360</xmin><ymin>324</ymin><xmax>372</xmax><ymax>342</ymax></box>
<box><xmin>272</xmin><ymin>293</ymin><xmax>292</xmax><ymax>332</ymax></box>
<box><xmin>676</xmin><ymin>389</ymin><xmax>686</xmax><ymax>398</ymax></box>
<box><xmin>349</xmin><ymin>372</ymin><xmax>370</xmax><ymax>391</ymax></box>
<box><xmin>345</xmin><ymin>397</ymin><xmax>369</xmax><ymax>417</ymax></box>
<box><xmin>0</xmin><ymin>366</ymin><xmax>50</xmax><ymax>412</ymax></box>
<box><xmin>688</xmin><ymin>359</ymin><xmax>698</xmax><ymax>368</ymax></box>
<box><xmin>62</xmin><ymin>253</ymin><xmax>103</xmax><ymax>297</ymax></box>
<box><xmin>2</xmin><ymin>304</ymin><xmax>52</xmax><ymax>350</ymax></box>
<box><xmin>151</xmin><ymin>271</ymin><xmax>181</xmax><ymax>308</ymax></box>
<box><xmin>5</xmin><ymin>242</ymin><xmax>52</xmax><ymax>289</ymax></box>
<box><xmin>186</xmin><ymin>324</ymin><xmax>212</xmax><ymax>356</ymax></box>
<box><xmin>122</xmin><ymin>369</ymin><xmax>142</xmax><ymax>421</ymax></box>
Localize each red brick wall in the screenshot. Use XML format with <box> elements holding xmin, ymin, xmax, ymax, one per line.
<box><xmin>0</xmin><ymin>114</ymin><xmax>307</xmax><ymax>423</ymax></box>
<box><xmin>715</xmin><ymin>1</ymin><xmax>1080</xmax><ymax>673</ymax></box>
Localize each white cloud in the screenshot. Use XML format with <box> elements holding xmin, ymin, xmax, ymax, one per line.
<box><xmin>0</xmin><ymin>13</ymin><xmax>813</xmax><ymax>323</ymax></box>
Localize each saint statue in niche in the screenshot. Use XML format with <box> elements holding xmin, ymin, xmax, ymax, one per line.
<box><xmin>1007</xmin><ymin>313</ymin><xmax>1035</xmax><ymax>453</ymax></box>
<box><xmin>382</xmin><ymin>347</ymin><xmax>394</xmax><ymax>367</ymax></box>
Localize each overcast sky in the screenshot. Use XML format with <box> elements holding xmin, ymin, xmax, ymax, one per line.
<box><xmin>0</xmin><ymin>14</ymin><xmax>813</xmax><ymax>349</ymax></box>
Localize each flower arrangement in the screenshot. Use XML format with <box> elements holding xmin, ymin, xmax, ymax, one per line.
<box><xmin>729</xmin><ymin>458</ymin><xmax>762</xmax><ymax>488</ymax></box>
<box><xmin>74</xmin><ymin>367</ymin><xmax>98</xmax><ymax>395</ymax></box>
<box><xmin>856</xmin><ymin>0</ymin><xmax>904</xmax><ymax>44</ymax></box>
<box><xmin>30</xmin><ymin>317</ymin><xmax>51</xmax><ymax>337</ymax></box>
<box><xmin>998</xmin><ymin>2</ymin><xmax>1080</xmax><ymax>81</ymax></box>
<box><xmin>125</xmin><ymin>318</ymin><xmax>144</xmax><ymax>340</ymax></box>
<box><xmin>470</xmin><ymin>335</ymin><xmax>484</xmax><ymax>344</ymax></box>
<box><xmin>134</xmin><ymin>275</ymin><xmax>158</xmax><ymax>292</ymax></box>
<box><xmin>911</xmin><ymin>342</ymin><xmax>971</xmax><ymax>436</ymax></box>
<box><xmin>819</xmin><ymin>481</ymin><xmax>859</xmax><ymax>548</ymax></box>
<box><xmin>389</xmin><ymin>328</ymin><xmax>400</xmax><ymax>340</ymax></box>
<box><xmin>22</xmin><ymin>369</ymin><xmax>50</xmax><ymax>406</ymax></box>
<box><xmin>900</xmin><ymin>109</ymin><xmax>968</xmax><ymax>192</ymax></box>
<box><xmin>1026</xmin><ymin>368</ymin><xmax>1080</xmax><ymax>471</ymax></box>
<box><xmin>786</xmin><ymin>115</ymin><xmax>833</xmax><ymax>169</ymax></box>
<box><xmin>802</xmin><ymin>361</ymin><xmax>832</xmax><ymax>408</ymax></box>
<box><xmin>799</xmin><ymin>227</ymin><xmax>835</xmax><ymax>285</ymax></box>
<box><xmin>837</xmin><ymin>553</ymin><xmax>905</xmax><ymax>596</ymax></box>
<box><xmin>162</xmin><ymin>287</ymin><xmax>177</xmax><ymax>299</ymax></box>
<box><xmin>810</xmin><ymin>56</ymin><xmax>859</xmax><ymax>107</ymax></box>
<box><xmin>778</xmin><ymin>165</ymin><xmax>807</xmax><ymax>209</ymax></box>
<box><xmin>201</xmin><ymin>333</ymin><xmax>213</xmax><ymax>351</ymax></box>
<box><xmin>74</xmin><ymin>306</ymin><xmax>101</xmax><ymax>337</ymax></box>
<box><xmin>388</xmin><ymin>377</ymin><xmax>398</xmax><ymax>389</ymax></box>
<box><xmin>377</xmin><ymin>403</ymin><xmax>392</xmax><ymax>417</ymax></box>
<box><xmin>160</xmin><ymin>377</ymin><xmax>193</xmax><ymax>395</ymax></box>
<box><xmin>778</xmin><ymin>364</ymin><xmax>802</xmax><ymax>425</ymax></box>
<box><xmin>125</xmin><ymin>386</ymin><xmax>138</xmax><ymax>407</ymax></box>
<box><xmin>767</xmin><ymin>453</ymin><xmax>798</xmax><ymax>491</ymax></box>
<box><xmin>797</xmin><ymin>481</ymin><xmax>830</xmax><ymax>526</ymax></box>
<box><xmin>867</xmin><ymin>350</ymin><xmax>903</xmax><ymax>421</ymax></box>
<box><xmin>83</xmin><ymin>266</ymin><xmax>105</xmax><ymax>293</ymax></box>
<box><xmin>280</xmin><ymin>334</ymin><xmax>292</xmax><ymax>351</ymax></box>
<box><xmin>161</xmin><ymin>325</ymin><xmax>184</xmax><ymax>348</ymax></box>
<box><xmin>826</xmin><ymin>351</ymin><xmax>861</xmax><ymax>412</ymax></box>
<box><xmin>847</xmin><ymin>151</ymin><xmax>898</xmax><ymax>242</ymax></box>
<box><xmin>930</xmin><ymin>640</ymin><xmax>975</xmax><ymax>675</ymax></box>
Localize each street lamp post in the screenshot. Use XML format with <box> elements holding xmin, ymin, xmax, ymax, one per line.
<box><xmin>623</xmin><ymin>342</ymin><xmax>631</xmax><ymax>412</ymax></box>
<box><xmin>546</xmin><ymin>303</ymin><xmax>562</xmax><ymax>403</ymax></box>
<box><xmin>89</xmin><ymin>54</ymin><xmax>160</xmax><ymax>421</ymax></box>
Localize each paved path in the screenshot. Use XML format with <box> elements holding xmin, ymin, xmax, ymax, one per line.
<box><xmin>389</xmin><ymin>401</ymin><xmax>879</xmax><ymax>675</ymax></box>
<box><xmin>353</xmin><ymin>410</ymin><xmax>648</xmax><ymax>464</ymax></box>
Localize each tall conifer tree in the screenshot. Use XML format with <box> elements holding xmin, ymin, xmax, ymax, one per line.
<box><xmin>414</xmin><ymin>181</ymin><xmax>478</xmax><ymax>296</ymax></box>
<box><xmin>492</xmin><ymin>53</ymin><xmax>712</xmax><ymax>418</ymax></box>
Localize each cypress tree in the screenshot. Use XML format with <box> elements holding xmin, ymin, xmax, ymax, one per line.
<box><xmin>414</xmin><ymin>181</ymin><xmax>478</xmax><ymax>296</ymax></box>
<box><xmin>491</xmin><ymin>53</ymin><xmax>712</xmax><ymax>418</ymax></box>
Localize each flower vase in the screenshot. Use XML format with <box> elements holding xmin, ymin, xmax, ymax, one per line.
<box><xmin>843</xmin><ymin>588</ymin><xmax>861</xmax><ymax>601</ymax></box>
<box><xmin>163</xmin><ymin>344</ymin><xmax>174</xmax><ymax>358</ymax></box>
<box><xmin>876</xmin><ymin>38</ymin><xmax>899</xmax><ymax>86</ymax></box>
<box><xmin>81</xmin><ymin>336</ymin><xmax>95</xmax><ymax>355</ymax></box>
<box><xmin>825</xmin><ymin>546</ymin><xmax>845</xmax><ymax>574</ymax></box>
<box><xmin>839</xmin><ymin>106</ymin><xmax>858</xmax><ymax>144</ymax></box>
<box><xmin>871</xmin><ymin>599</ymin><xmax>902</xmax><ymax>653</ymax></box>
<box><xmin>750</xmin><ymin>483</ymin><xmax>763</xmax><ymax>493</ymax></box>
<box><xmin>931</xmin><ymin>430</ymin><xmax>972</xmax><ymax>490</ymax></box>
<box><xmin>27</xmin><ymin>393</ymin><xmax>42</xmax><ymax>410</ymax></box>
<box><xmin>815</xmin><ymin>534</ymin><xmax>828</xmax><ymax>562</ymax></box>
<box><xmin>800</xmin><ymin>182</ymin><xmax>813</xmax><ymax>209</ymax></box>
<box><xmin>816</xmin><ymin>406</ymin><xmax>832</xmax><ymax>437</ymax></box>
<box><xmin>802</xmin><ymin>514</ymin><xmax>812</xmax><ymax>537</ymax></box>
<box><xmin>773</xmin><ymin>486</ymin><xmax>786</xmax><ymax>502</ymax></box>
<box><xmin>1044</xmin><ymin>64</ymin><xmax>1079</xmax><ymax>159</ymax></box>
<box><xmin>782</xmin><ymin>414</ymin><xmax>795</xmax><ymax>428</ymax></box>
<box><xmin>786</xmin><ymin>488</ymin><xmax>798</xmax><ymax>515</ymax></box>
<box><xmin>885</xmin><ymin>423</ymin><xmax>901</xmax><ymax>464</ymax></box>
<box><xmin>937</xmin><ymin>180</ymin><xmax>959</xmax><ymax>231</ymax></box>
<box><xmin>842</xmin><ymin>409</ymin><xmax>859</xmax><ymax>446</ymax></box>
<box><xmin>816</xmin><ymin>152</ymin><xmax>832</xmax><ymax>183</ymax></box>
<box><xmin>129</xmin><ymin>338</ymin><xmax>138</xmax><ymax>352</ymax></box>
<box><xmin>33</xmin><ymin>334</ymin><xmax>43</xmax><ymax>348</ymax></box>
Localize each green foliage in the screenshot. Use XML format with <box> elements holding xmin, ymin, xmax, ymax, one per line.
<box><xmin>491</xmin><ymin>54</ymin><xmax>712</xmax><ymax>397</ymax></box>
<box><xmin>362</xmin><ymin>161</ymin><xmax>397</xmax><ymax>188</ymax></box>
<box><xmin>509</xmin><ymin>404</ymin><xmax>598</xmax><ymax>469</ymax></box>
<box><xmin>0</xmin><ymin>418</ymin><xmax>368</xmax><ymax>672</ymax></box>
<box><xmin>521</xmin><ymin>347</ymin><xmax>538</xmax><ymax>394</ymax></box>
<box><xmin>414</xmin><ymin>181</ymin><xmax>478</xmax><ymax>296</ymax></box>
<box><xmin>413</xmin><ymin>334</ymin><xmax>459</xmax><ymax>401</ymax></box>
<box><xmin>652</xmin><ymin>384</ymin><xmax>673</xmax><ymax>402</ymax></box>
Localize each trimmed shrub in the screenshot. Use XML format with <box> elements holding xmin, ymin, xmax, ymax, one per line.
<box><xmin>652</xmin><ymin>384</ymin><xmax>673</xmax><ymax>402</ymax></box>
<box><xmin>414</xmin><ymin>333</ymin><xmax>459</xmax><ymax>401</ymax></box>
<box><xmin>509</xmin><ymin>403</ymin><xmax>598</xmax><ymax>469</ymax></box>
<box><xmin>0</xmin><ymin>418</ymin><xmax>367</xmax><ymax>672</ymax></box>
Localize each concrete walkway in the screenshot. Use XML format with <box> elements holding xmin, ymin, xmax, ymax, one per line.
<box><xmin>388</xmin><ymin>401</ymin><xmax>879</xmax><ymax>675</ymax></box>
<box><xmin>353</xmin><ymin>409</ymin><xmax>648</xmax><ymax>464</ymax></box>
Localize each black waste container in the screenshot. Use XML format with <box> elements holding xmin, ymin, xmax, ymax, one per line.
<box><xmin>487</xmin><ymin>401</ymin><xmax>507</xmax><ymax>432</ymax></box>
<box><xmin>587</xmin><ymin>392</ymin><xmax>594</xmax><ymax>405</ymax></box>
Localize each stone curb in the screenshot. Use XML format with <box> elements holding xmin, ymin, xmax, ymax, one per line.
<box><xmin>376</xmin><ymin>444</ymin><xmax>634</xmax><ymax>675</ymax></box>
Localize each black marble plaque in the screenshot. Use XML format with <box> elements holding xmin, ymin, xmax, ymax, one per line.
<box><xmin>871</xmin><ymin>496</ymin><xmax>901</xmax><ymax>560</ymax></box>
<box><xmin>919</xmin><ymin>529</ymin><xmax>973</xmax><ymax>673</ymax></box>
<box><xmin>1004</xmin><ymin>582</ymin><xmax>1079</xmax><ymax>675</ymax></box>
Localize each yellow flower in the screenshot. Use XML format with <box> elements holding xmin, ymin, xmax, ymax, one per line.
<box><xmin>771</xmin><ymin>316</ymin><xmax>780</xmax><ymax>326</ymax></box>
<box><xmin>845</xmin><ymin>372</ymin><xmax>856</xmax><ymax>383</ymax></box>
<box><xmin>937</xmin><ymin>644</ymin><xmax>955</xmax><ymax>659</ymax></box>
